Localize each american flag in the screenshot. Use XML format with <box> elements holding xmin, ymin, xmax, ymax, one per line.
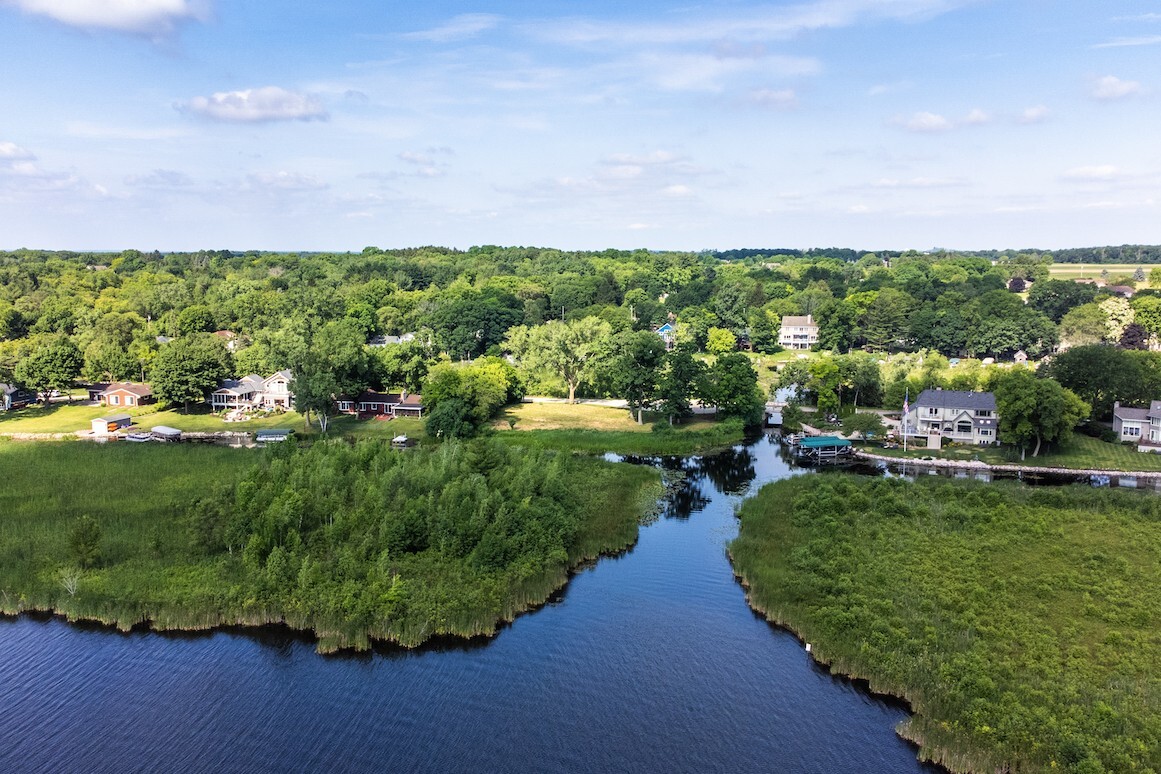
<box><xmin>902</xmin><ymin>389</ymin><xmax>909</xmax><ymax>429</ymax></box>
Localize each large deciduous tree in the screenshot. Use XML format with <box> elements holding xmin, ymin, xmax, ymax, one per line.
<box><xmin>14</xmin><ymin>337</ymin><xmax>83</xmax><ymax>402</ymax></box>
<box><xmin>505</xmin><ymin>317</ymin><xmax>613</xmax><ymax>403</ymax></box>
<box><xmin>150</xmin><ymin>334</ymin><xmax>233</xmax><ymax>413</ymax></box>
<box><xmin>701</xmin><ymin>352</ymin><xmax>765</xmax><ymax>426</ymax></box>
<box><xmin>990</xmin><ymin>369</ymin><xmax>1089</xmax><ymax>458</ymax></box>
<box><xmin>607</xmin><ymin>330</ymin><xmax>666</xmax><ymax>423</ymax></box>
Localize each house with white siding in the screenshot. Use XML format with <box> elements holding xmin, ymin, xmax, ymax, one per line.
<box><xmin>778</xmin><ymin>315</ymin><xmax>819</xmax><ymax>350</ymax></box>
<box><xmin>903</xmin><ymin>389</ymin><xmax>1000</xmax><ymax>447</ymax></box>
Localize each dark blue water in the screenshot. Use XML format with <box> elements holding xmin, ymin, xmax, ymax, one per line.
<box><xmin>0</xmin><ymin>436</ymin><xmax>940</xmax><ymax>773</ymax></box>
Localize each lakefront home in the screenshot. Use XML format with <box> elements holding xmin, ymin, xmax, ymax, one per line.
<box><xmin>210</xmin><ymin>370</ymin><xmax>294</xmax><ymax>411</ymax></box>
<box><xmin>336</xmin><ymin>390</ymin><xmax>424</xmax><ymax>418</ymax></box>
<box><xmin>1112</xmin><ymin>401</ymin><xmax>1161</xmax><ymax>451</ymax></box>
<box><xmin>99</xmin><ymin>382</ymin><xmax>154</xmax><ymax>408</ymax></box>
<box><xmin>903</xmin><ymin>388</ymin><xmax>1000</xmax><ymax>447</ymax></box>
<box><xmin>778</xmin><ymin>315</ymin><xmax>819</xmax><ymax>351</ymax></box>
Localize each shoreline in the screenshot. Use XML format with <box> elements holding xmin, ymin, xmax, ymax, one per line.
<box><xmin>854</xmin><ymin>449</ymin><xmax>1161</xmax><ymax>478</ymax></box>
<box><xmin>729</xmin><ymin>555</ymin><xmax>954</xmax><ymax>773</ymax></box>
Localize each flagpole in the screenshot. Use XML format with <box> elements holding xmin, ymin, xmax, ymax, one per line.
<box><xmin>903</xmin><ymin>388</ymin><xmax>909</xmax><ymax>453</ymax></box>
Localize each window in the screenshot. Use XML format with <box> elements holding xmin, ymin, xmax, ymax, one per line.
<box><xmin>110</xmin><ymin>395</ymin><xmax>120</xmax><ymax>406</ymax></box>
<box><xmin>927</xmin><ymin>407</ymin><xmax>939</xmax><ymax>416</ymax></box>
<box><xmin>1126</xmin><ymin>426</ymin><xmax>1141</xmax><ymax>437</ymax></box>
<box><xmin>956</xmin><ymin>421</ymin><xmax>972</xmax><ymax>434</ymax></box>
<box><xmin>979</xmin><ymin>429</ymin><xmax>993</xmax><ymax>437</ymax></box>
<box><xmin>976</xmin><ymin>410</ymin><xmax>992</xmax><ymax>417</ymax></box>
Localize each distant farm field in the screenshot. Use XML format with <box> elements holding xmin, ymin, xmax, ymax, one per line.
<box><xmin>1048</xmin><ymin>263</ymin><xmax>1146</xmax><ymax>280</ymax></box>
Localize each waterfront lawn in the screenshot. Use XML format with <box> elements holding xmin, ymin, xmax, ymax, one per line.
<box><xmin>731</xmin><ymin>475</ymin><xmax>1161</xmax><ymax>773</ymax></box>
<box><xmin>869</xmin><ymin>433</ymin><xmax>1161</xmax><ymax>472</ymax></box>
<box><xmin>491</xmin><ymin>402</ymin><xmax>746</xmax><ymax>454</ymax></box>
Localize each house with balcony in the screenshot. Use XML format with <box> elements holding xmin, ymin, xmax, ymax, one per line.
<box><xmin>903</xmin><ymin>388</ymin><xmax>1000</xmax><ymax>447</ymax></box>
<box><xmin>210</xmin><ymin>370</ymin><xmax>294</xmax><ymax>412</ymax></box>
<box><xmin>1112</xmin><ymin>401</ymin><xmax>1161</xmax><ymax>451</ymax></box>
<box><xmin>778</xmin><ymin>315</ymin><xmax>819</xmax><ymax>351</ymax></box>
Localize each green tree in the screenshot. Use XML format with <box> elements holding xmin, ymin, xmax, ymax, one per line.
<box><xmin>1059</xmin><ymin>303</ymin><xmax>1108</xmax><ymax>348</ymax></box>
<box><xmin>701</xmin><ymin>352</ymin><xmax>764</xmax><ymax>426</ymax></box>
<box><xmin>706</xmin><ymin>327</ymin><xmax>738</xmax><ymax>356</ymax></box>
<box><xmin>505</xmin><ymin>317</ymin><xmax>613</xmax><ymax>403</ymax></box>
<box><xmin>150</xmin><ymin>334</ymin><xmax>233</xmax><ymax>413</ymax></box>
<box><xmin>14</xmin><ymin>337</ymin><xmax>83</xmax><ymax>402</ymax></box>
<box><xmin>990</xmin><ymin>369</ymin><xmax>1089</xmax><ymax>458</ymax></box>
<box><xmin>607</xmin><ymin>330</ymin><xmax>666</xmax><ymax>423</ymax></box>
<box><xmin>69</xmin><ymin>515</ymin><xmax>102</xmax><ymax>569</ymax></box>
<box><xmin>841</xmin><ymin>412</ymin><xmax>886</xmax><ymax>440</ymax></box>
<box><xmin>1042</xmin><ymin>345</ymin><xmax>1146</xmax><ymax>419</ymax></box>
<box><xmin>657</xmin><ymin>347</ymin><xmax>705</xmax><ymax>425</ymax></box>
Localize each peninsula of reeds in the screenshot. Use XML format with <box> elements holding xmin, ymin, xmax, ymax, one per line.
<box><xmin>0</xmin><ymin>438</ymin><xmax>661</xmax><ymax>651</ymax></box>
<box><xmin>730</xmin><ymin>474</ymin><xmax>1161</xmax><ymax>774</ymax></box>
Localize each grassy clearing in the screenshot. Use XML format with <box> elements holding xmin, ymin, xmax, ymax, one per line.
<box><xmin>869</xmin><ymin>433</ymin><xmax>1161</xmax><ymax>472</ymax></box>
<box><xmin>491</xmin><ymin>402</ymin><xmax>747</xmax><ymax>454</ymax></box>
<box><xmin>731</xmin><ymin>474</ymin><xmax>1161</xmax><ymax>773</ymax></box>
<box><xmin>1048</xmin><ymin>263</ymin><xmax>1149</xmax><ymax>284</ymax></box>
<box><xmin>0</xmin><ymin>401</ymin><xmax>426</xmax><ymax>442</ymax></box>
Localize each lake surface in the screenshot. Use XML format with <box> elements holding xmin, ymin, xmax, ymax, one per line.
<box><xmin>0</xmin><ymin>436</ymin><xmax>942</xmax><ymax>773</ymax></box>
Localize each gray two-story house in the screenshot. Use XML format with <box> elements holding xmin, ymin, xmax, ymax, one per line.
<box><xmin>904</xmin><ymin>388</ymin><xmax>1000</xmax><ymax>447</ymax></box>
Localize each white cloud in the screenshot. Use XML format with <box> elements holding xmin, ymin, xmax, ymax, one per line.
<box><xmin>1091</xmin><ymin>75</ymin><xmax>1141</xmax><ymax>100</ymax></box>
<box><xmin>1018</xmin><ymin>105</ymin><xmax>1049</xmax><ymax>124</ymax></box>
<box><xmin>180</xmin><ymin>87</ymin><xmax>328</xmax><ymax>123</ymax></box>
<box><xmin>0</xmin><ymin>141</ymin><xmax>35</xmax><ymax>160</ymax></box>
<box><xmin>1</xmin><ymin>0</ymin><xmax>210</xmax><ymax>37</ymax></box>
<box><xmin>871</xmin><ymin>177</ymin><xmax>968</xmax><ymax>189</ymax></box>
<box><xmin>1062</xmin><ymin>165</ymin><xmax>1123</xmax><ymax>181</ymax></box>
<box><xmin>404</xmin><ymin>13</ymin><xmax>500</xmax><ymax>43</ymax></box>
<box><xmin>896</xmin><ymin>111</ymin><xmax>953</xmax><ymax>132</ymax></box>
<box><xmin>529</xmin><ymin>0</ymin><xmax>973</xmax><ymax>46</ymax></box>
<box><xmin>964</xmin><ymin>108</ymin><xmax>990</xmax><ymax>124</ymax></box>
<box><xmin>747</xmin><ymin>88</ymin><xmax>798</xmax><ymax>109</ymax></box>
<box><xmin>637</xmin><ymin>52</ymin><xmax>818</xmax><ymax>92</ymax></box>
<box><xmin>1093</xmin><ymin>35</ymin><xmax>1161</xmax><ymax>48</ymax></box>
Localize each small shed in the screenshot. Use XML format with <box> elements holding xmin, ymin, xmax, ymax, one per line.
<box><xmin>91</xmin><ymin>414</ymin><xmax>132</xmax><ymax>435</ymax></box>
<box><xmin>1013</xmin><ymin>350</ymin><xmax>1028</xmax><ymax>365</ymax></box>
<box><xmin>151</xmin><ymin>425</ymin><xmax>183</xmax><ymax>442</ymax></box>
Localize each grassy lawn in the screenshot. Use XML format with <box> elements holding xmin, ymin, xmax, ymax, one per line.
<box><xmin>0</xmin><ymin>401</ymin><xmax>427</xmax><ymax>442</ymax></box>
<box><xmin>867</xmin><ymin>432</ymin><xmax>1161</xmax><ymax>471</ymax></box>
<box><xmin>491</xmin><ymin>402</ymin><xmax>746</xmax><ymax>455</ymax></box>
<box><xmin>1048</xmin><ymin>262</ymin><xmax>1149</xmax><ymax>284</ymax></box>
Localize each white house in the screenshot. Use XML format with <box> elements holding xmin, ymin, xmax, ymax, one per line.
<box><xmin>210</xmin><ymin>370</ymin><xmax>294</xmax><ymax>411</ymax></box>
<box><xmin>1112</xmin><ymin>401</ymin><xmax>1161</xmax><ymax>451</ymax></box>
<box><xmin>903</xmin><ymin>388</ymin><xmax>1000</xmax><ymax>446</ymax></box>
<box><xmin>778</xmin><ymin>315</ymin><xmax>819</xmax><ymax>350</ymax></box>
<box><xmin>655</xmin><ymin>323</ymin><xmax>677</xmax><ymax>351</ymax></box>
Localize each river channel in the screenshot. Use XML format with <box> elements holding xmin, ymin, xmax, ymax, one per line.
<box><xmin>0</xmin><ymin>436</ymin><xmax>947</xmax><ymax>773</ymax></box>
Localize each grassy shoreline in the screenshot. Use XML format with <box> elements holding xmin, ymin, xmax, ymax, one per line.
<box><xmin>0</xmin><ymin>440</ymin><xmax>661</xmax><ymax>652</ymax></box>
<box><xmin>730</xmin><ymin>474</ymin><xmax>1161</xmax><ymax>773</ymax></box>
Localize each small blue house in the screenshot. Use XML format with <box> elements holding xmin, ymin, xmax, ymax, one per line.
<box><xmin>656</xmin><ymin>323</ymin><xmax>676</xmax><ymax>350</ymax></box>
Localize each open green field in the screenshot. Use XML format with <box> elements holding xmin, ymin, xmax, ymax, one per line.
<box><xmin>869</xmin><ymin>432</ymin><xmax>1161</xmax><ymax>472</ymax></box>
<box><xmin>0</xmin><ymin>401</ymin><xmax>425</xmax><ymax>441</ymax></box>
<box><xmin>731</xmin><ymin>474</ymin><xmax>1161</xmax><ymax>773</ymax></box>
<box><xmin>491</xmin><ymin>401</ymin><xmax>748</xmax><ymax>454</ymax></box>
<box><xmin>1048</xmin><ymin>263</ymin><xmax>1149</xmax><ymax>283</ymax></box>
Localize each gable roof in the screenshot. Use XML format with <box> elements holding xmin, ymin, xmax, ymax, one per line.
<box><xmin>101</xmin><ymin>382</ymin><xmax>152</xmax><ymax>398</ymax></box>
<box><xmin>1115</xmin><ymin>405</ymin><xmax>1151</xmax><ymax>422</ymax></box>
<box><xmin>780</xmin><ymin>315</ymin><xmax>815</xmax><ymax>327</ymax></box>
<box><xmin>914</xmin><ymin>389</ymin><xmax>996</xmax><ymax>411</ymax></box>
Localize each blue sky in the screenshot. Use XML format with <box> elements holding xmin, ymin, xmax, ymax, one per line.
<box><xmin>0</xmin><ymin>0</ymin><xmax>1157</xmax><ymax>252</ymax></box>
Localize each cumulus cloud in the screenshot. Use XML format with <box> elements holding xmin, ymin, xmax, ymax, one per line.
<box><xmin>0</xmin><ymin>141</ymin><xmax>35</xmax><ymax>160</ymax></box>
<box><xmin>1091</xmin><ymin>75</ymin><xmax>1141</xmax><ymax>100</ymax></box>
<box><xmin>1</xmin><ymin>0</ymin><xmax>210</xmax><ymax>37</ymax></box>
<box><xmin>404</xmin><ymin>13</ymin><xmax>500</xmax><ymax>42</ymax></box>
<box><xmin>180</xmin><ymin>87</ymin><xmax>328</xmax><ymax>123</ymax></box>
<box><xmin>747</xmin><ymin>88</ymin><xmax>798</xmax><ymax>109</ymax></box>
<box><xmin>893</xmin><ymin>108</ymin><xmax>994</xmax><ymax>132</ymax></box>
<box><xmin>896</xmin><ymin>111</ymin><xmax>953</xmax><ymax>132</ymax></box>
<box><xmin>964</xmin><ymin>108</ymin><xmax>990</xmax><ymax>124</ymax></box>
<box><xmin>1019</xmin><ymin>105</ymin><xmax>1049</xmax><ymax>124</ymax></box>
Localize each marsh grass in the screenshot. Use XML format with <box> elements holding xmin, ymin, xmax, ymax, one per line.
<box><xmin>731</xmin><ymin>475</ymin><xmax>1161</xmax><ymax>773</ymax></box>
